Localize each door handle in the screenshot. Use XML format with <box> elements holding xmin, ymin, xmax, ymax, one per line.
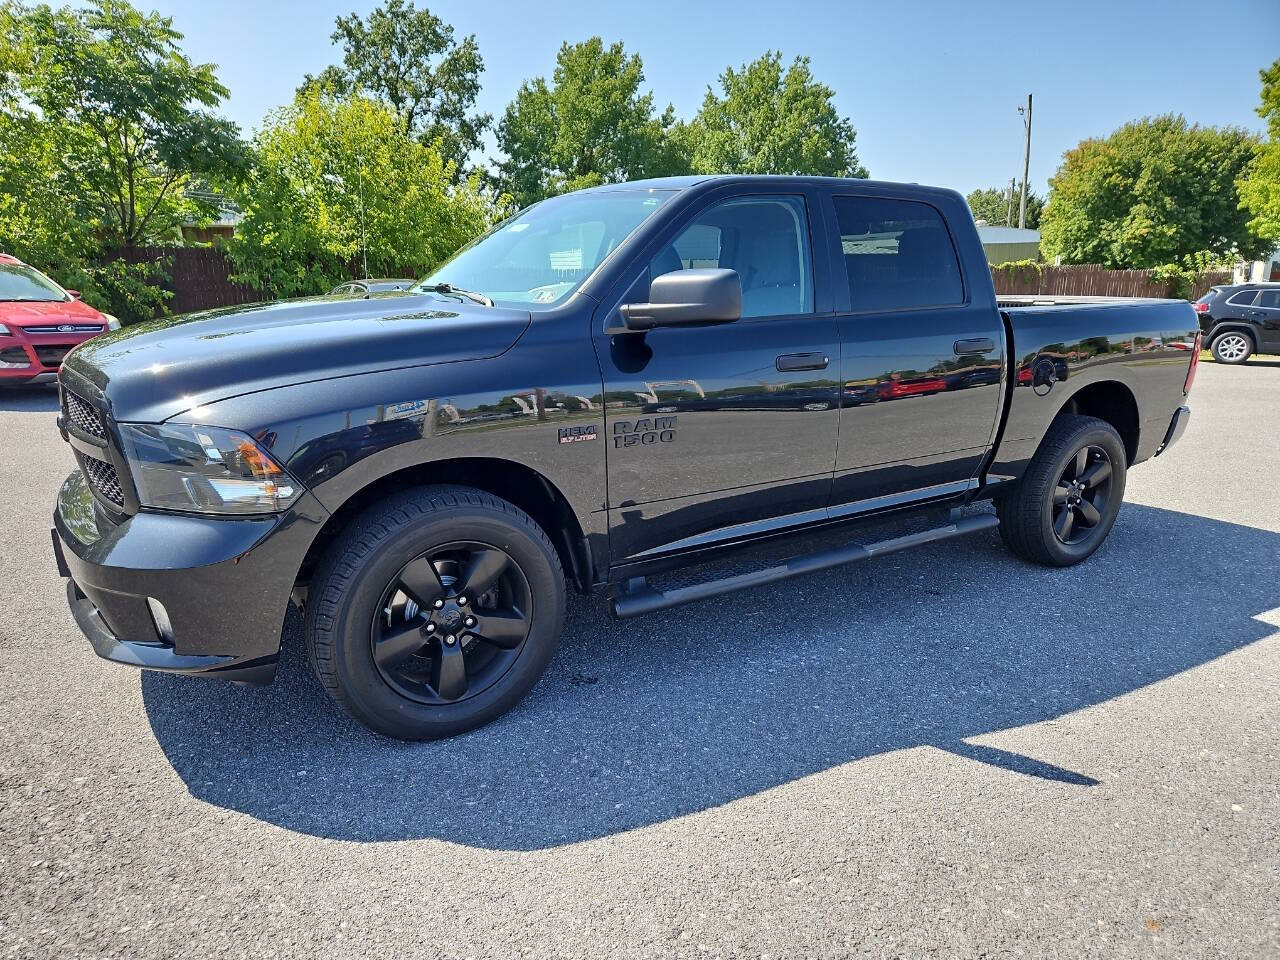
<box><xmin>954</xmin><ymin>337</ymin><xmax>996</xmax><ymax>355</ymax></box>
<box><xmin>776</xmin><ymin>352</ymin><xmax>829</xmax><ymax>372</ymax></box>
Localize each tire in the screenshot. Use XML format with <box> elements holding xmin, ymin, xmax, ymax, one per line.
<box><xmin>997</xmin><ymin>414</ymin><xmax>1127</xmax><ymax>567</ymax></box>
<box><xmin>1211</xmin><ymin>331</ymin><xmax>1253</xmax><ymax>364</ymax></box>
<box><xmin>305</xmin><ymin>485</ymin><xmax>565</xmax><ymax>740</ymax></box>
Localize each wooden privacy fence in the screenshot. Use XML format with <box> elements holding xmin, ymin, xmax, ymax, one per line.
<box><xmin>116</xmin><ymin>246</ymin><xmax>269</xmax><ymax>314</ymax></box>
<box><xmin>990</xmin><ymin>263</ymin><xmax>1231</xmax><ymax>301</ymax></box>
<box><xmin>108</xmin><ymin>247</ymin><xmax>1233</xmax><ymax>319</ymax></box>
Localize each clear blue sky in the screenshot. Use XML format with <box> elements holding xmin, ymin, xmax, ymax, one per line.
<box><xmin>151</xmin><ymin>0</ymin><xmax>1277</xmax><ymax>196</ymax></box>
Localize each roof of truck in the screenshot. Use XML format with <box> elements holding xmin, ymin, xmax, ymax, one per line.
<box><xmin>583</xmin><ymin>174</ymin><xmax>955</xmax><ymax>194</ymax></box>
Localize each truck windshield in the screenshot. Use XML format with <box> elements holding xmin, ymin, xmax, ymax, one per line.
<box><xmin>414</xmin><ymin>189</ymin><xmax>675</xmax><ymax>310</ymax></box>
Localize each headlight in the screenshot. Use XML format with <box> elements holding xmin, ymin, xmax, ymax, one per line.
<box><xmin>118</xmin><ymin>423</ymin><xmax>301</xmax><ymax>515</ymax></box>
<box><xmin>103</xmin><ymin>315</ymin><xmax>120</xmax><ymax>331</ymax></box>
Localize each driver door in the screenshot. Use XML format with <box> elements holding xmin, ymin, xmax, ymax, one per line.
<box><xmin>593</xmin><ymin>188</ymin><xmax>842</xmax><ymax>564</ymax></box>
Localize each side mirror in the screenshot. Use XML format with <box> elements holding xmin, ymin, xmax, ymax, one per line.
<box><xmin>65</xmin><ymin>289</ymin><xmax>82</xmax><ymax>300</ymax></box>
<box><xmin>619</xmin><ymin>268</ymin><xmax>741</xmax><ymax>331</ymax></box>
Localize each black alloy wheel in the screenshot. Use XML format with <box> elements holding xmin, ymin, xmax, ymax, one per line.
<box><xmin>1050</xmin><ymin>445</ymin><xmax>1113</xmax><ymax>545</ymax></box>
<box><xmin>306</xmin><ymin>485</ymin><xmax>565</xmax><ymax>741</ymax></box>
<box><xmin>997</xmin><ymin>414</ymin><xmax>1128</xmax><ymax>567</ymax></box>
<box><xmin>372</xmin><ymin>542</ymin><xmax>532</xmax><ymax>705</ymax></box>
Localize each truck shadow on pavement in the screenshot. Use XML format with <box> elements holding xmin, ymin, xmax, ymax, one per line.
<box><xmin>142</xmin><ymin>503</ymin><xmax>1279</xmax><ymax>850</ymax></box>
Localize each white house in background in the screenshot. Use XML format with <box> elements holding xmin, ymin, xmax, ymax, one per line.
<box><xmin>1234</xmin><ymin>246</ymin><xmax>1280</xmax><ymax>283</ymax></box>
<box><xmin>974</xmin><ymin>224</ymin><xmax>1041</xmax><ymax>264</ymax></box>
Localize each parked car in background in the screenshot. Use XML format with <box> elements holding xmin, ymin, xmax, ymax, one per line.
<box><xmin>1193</xmin><ymin>282</ymin><xmax>1280</xmax><ymax>363</ymax></box>
<box><xmin>0</xmin><ymin>254</ymin><xmax>117</xmax><ymax>386</ymax></box>
<box><xmin>329</xmin><ymin>278</ymin><xmax>416</xmax><ymax>297</ymax></box>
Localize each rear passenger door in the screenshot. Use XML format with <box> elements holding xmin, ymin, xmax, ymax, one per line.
<box><xmin>1250</xmin><ymin>290</ymin><xmax>1280</xmax><ymax>349</ymax></box>
<box><xmin>824</xmin><ymin>189</ymin><xmax>1005</xmax><ymax>509</ymax></box>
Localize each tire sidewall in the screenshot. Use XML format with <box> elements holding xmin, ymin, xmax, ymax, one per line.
<box><xmin>324</xmin><ymin>505</ymin><xmax>564</xmax><ymax>738</ymax></box>
<box><xmin>1212</xmin><ymin>333</ymin><xmax>1252</xmax><ymax>364</ymax></box>
<box><xmin>1036</xmin><ymin>425</ymin><xmax>1127</xmax><ymax>564</ymax></box>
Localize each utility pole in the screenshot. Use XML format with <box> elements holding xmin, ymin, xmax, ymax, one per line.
<box><xmin>1006</xmin><ymin>177</ymin><xmax>1016</xmax><ymax>227</ymax></box>
<box><xmin>1018</xmin><ymin>94</ymin><xmax>1033</xmax><ymax>229</ymax></box>
<box><xmin>357</xmin><ymin>156</ymin><xmax>368</xmax><ymax>280</ymax></box>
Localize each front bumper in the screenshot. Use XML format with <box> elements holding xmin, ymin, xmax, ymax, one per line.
<box><xmin>0</xmin><ymin>333</ymin><xmax>95</xmax><ymax>383</ymax></box>
<box><xmin>52</xmin><ymin>468</ymin><xmax>328</xmax><ymax>683</ymax></box>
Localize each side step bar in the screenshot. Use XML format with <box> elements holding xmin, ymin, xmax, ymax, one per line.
<box><xmin>609</xmin><ymin>512</ymin><xmax>999</xmax><ymax>619</ymax></box>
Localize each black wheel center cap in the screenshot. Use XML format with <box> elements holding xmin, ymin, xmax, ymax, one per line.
<box><xmin>438</xmin><ymin>606</ymin><xmax>463</xmax><ymax>631</ymax></box>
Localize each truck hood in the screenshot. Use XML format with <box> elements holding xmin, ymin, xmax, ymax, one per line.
<box><xmin>62</xmin><ymin>293</ymin><xmax>532</xmax><ymax>423</ymax></box>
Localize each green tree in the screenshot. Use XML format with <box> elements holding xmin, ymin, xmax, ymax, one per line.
<box><xmin>1041</xmin><ymin>115</ymin><xmax>1266</xmax><ymax>268</ymax></box>
<box><xmin>229</xmin><ymin>88</ymin><xmax>498</xmax><ymax>298</ymax></box>
<box><xmin>966</xmin><ymin>185</ymin><xmax>1043</xmax><ymax>229</ymax></box>
<box><xmin>1</xmin><ymin>0</ymin><xmax>247</xmax><ymax>249</ymax></box>
<box><xmin>301</xmin><ymin>0</ymin><xmax>489</xmax><ymax>175</ymax></box>
<box><xmin>1238</xmin><ymin>58</ymin><xmax>1280</xmax><ymax>243</ymax></box>
<box><xmin>679</xmin><ymin>52</ymin><xmax>867</xmax><ymax>178</ymax></box>
<box><xmin>495</xmin><ymin>38</ymin><xmax>684</xmax><ymax>208</ymax></box>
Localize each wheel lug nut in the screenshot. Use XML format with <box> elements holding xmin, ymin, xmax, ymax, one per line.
<box><xmin>433</xmin><ymin>599</ymin><xmax>444</xmax><ymax>609</ymax></box>
<box><xmin>464</xmin><ymin>616</ymin><xmax>476</xmax><ymax>627</ymax></box>
<box><xmin>457</xmin><ymin>596</ymin><xmax>468</xmax><ymax>606</ymax></box>
<box><xmin>424</xmin><ymin>622</ymin><xmax>435</xmax><ymax>633</ymax></box>
<box><xmin>444</xmin><ymin>635</ymin><xmax>456</xmax><ymax>646</ymax></box>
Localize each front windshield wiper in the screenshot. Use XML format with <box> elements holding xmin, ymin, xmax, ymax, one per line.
<box><xmin>0</xmin><ymin>297</ymin><xmax>62</xmax><ymax>303</ymax></box>
<box><xmin>418</xmin><ymin>283</ymin><xmax>493</xmax><ymax>308</ymax></box>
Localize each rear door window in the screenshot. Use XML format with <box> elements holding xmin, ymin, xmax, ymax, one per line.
<box><xmin>832</xmin><ymin>196</ymin><xmax>964</xmax><ymax>311</ymax></box>
<box><xmin>1255</xmin><ymin>290</ymin><xmax>1280</xmax><ymax>308</ymax></box>
<box><xmin>1227</xmin><ymin>290</ymin><xmax>1258</xmax><ymax>306</ymax></box>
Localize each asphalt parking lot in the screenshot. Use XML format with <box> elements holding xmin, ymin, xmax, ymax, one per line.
<box><xmin>1</xmin><ymin>361</ymin><xmax>1277</xmax><ymax>959</ymax></box>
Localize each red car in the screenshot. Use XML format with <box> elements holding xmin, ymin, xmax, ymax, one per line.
<box><xmin>0</xmin><ymin>254</ymin><xmax>117</xmax><ymax>386</ymax></box>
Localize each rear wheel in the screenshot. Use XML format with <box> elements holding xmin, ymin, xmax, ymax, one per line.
<box><xmin>306</xmin><ymin>485</ymin><xmax>565</xmax><ymax>740</ymax></box>
<box><xmin>997</xmin><ymin>414</ymin><xmax>1127</xmax><ymax>567</ymax></box>
<box><xmin>1211</xmin><ymin>332</ymin><xmax>1253</xmax><ymax>364</ymax></box>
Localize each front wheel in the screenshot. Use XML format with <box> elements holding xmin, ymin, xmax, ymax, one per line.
<box><xmin>997</xmin><ymin>414</ymin><xmax>1127</xmax><ymax>567</ymax></box>
<box><xmin>1211</xmin><ymin>332</ymin><xmax>1253</xmax><ymax>364</ymax></box>
<box><xmin>305</xmin><ymin>485</ymin><xmax>565</xmax><ymax>740</ymax></box>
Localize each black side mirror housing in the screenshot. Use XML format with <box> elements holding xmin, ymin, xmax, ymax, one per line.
<box><xmin>618</xmin><ymin>268</ymin><xmax>742</xmax><ymax>332</ymax></box>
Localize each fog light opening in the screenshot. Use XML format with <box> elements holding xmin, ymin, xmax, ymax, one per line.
<box><xmin>147</xmin><ymin>597</ymin><xmax>175</xmax><ymax>645</ymax></box>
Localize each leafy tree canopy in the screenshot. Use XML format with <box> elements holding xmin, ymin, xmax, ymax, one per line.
<box><xmin>966</xmin><ymin>185</ymin><xmax>1043</xmax><ymax>229</ymax></box>
<box><xmin>1</xmin><ymin>0</ymin><xmax>247</xmax><ymax>250</ymax></box>
<box><xmin>301</xmin><ymin>0</ymin><xmax>489</xmax><ymax>176</ymax></box>
<box><xmin>1237</xmin><ymin>58</ymin><xmax>1280</xmax><ymax>245</ymax></box>
<box><xmin>1041</xmin><ymin>114</ymin><xmax>1267</xmax><ymax>268</ymax></box>
<box><xmin>495</xmin><ymin>38</ymin><xmax>684</xmax><ymax>209</ymax></box>
<box><xmin>229</xmin><ymin>88</ymin><xmax>499</xmax><ymax>298</ymax></box>
<box><xmin>679</xmin><ymin>52</ymin><xmax>867</xmax><ymax>178</ymax></box>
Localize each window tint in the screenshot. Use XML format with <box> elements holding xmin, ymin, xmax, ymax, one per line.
<box><xmin>652</xmin><ymin>196</ymin><xmax>813</xmax><ymax>318</ymax></box>
<box><xmin>1227</xmin><ymin>290</ymin><xmax>1258</xmax><ymax>306</ymax></box>
<box><xmin>832</xmin><ymin>196</ymin><xmax>964</xmax><ymax>311</ymax></box>
<box><xmin>1255</xmin><ymin>290</ymin><xmax>1280</xmax><ymax>308</ymax></box>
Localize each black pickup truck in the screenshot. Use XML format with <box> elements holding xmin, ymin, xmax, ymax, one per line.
<box><xmin>51</xmin><ymin>176</ymin><xmax>1200</xmax><ymax>740</ymax></box>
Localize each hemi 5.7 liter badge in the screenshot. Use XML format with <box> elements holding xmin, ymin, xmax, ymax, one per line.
<box><xmin>558</xmin><ymin>425</ymin><xmax>597</xmax><ymax>444</ymax></box>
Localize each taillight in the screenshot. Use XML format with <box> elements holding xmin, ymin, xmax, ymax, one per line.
<box><xmin>1184</xmin><ymin>331</ymin><xmax>1202</xmax><ymax>394</ymax></box>
<box><xmin>1193</xmin><ymin>301</ymin><xmax>1209</xmax><ymax>313</ymax></box>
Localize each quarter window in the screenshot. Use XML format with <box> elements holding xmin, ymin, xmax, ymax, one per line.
<box><xmin>652</xmin><ymin>196</ymin><xmax>813</xmax><ymax>319</ymax></box>
<box><xmin>833</xmin><ymin>196</ymin><xmax>964</xmax><ymax>311</ymax></box>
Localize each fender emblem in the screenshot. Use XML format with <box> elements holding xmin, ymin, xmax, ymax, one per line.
<box><xmin>558</xmin><ymin>425</ymin><xmax>597</xmax><ymax>444</ymax></box>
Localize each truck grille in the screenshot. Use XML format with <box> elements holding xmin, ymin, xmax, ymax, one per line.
<box><xmin>80</xmin><ymin>454</ymin><xmax>125</xmax><ymax>507</ymax></box>
<box><xmin>63</xmin><ymin>389</ymin><xmax>107</xmax><ymax>439</ymax></box>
